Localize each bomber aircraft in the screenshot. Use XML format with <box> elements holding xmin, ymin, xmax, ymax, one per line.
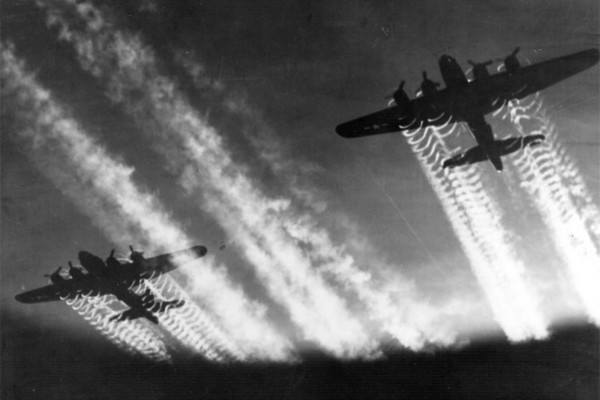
<box><xmin>336</xmin><ymin>48</ymin><xmax>599</xmax><ymax>171</ymax></box>
<box><xmin>15</xmin><ymin>245</ymin><xmax>207</xmax><ymax>324</ymax></box>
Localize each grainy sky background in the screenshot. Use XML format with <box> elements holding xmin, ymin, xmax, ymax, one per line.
<box><xmin>1</xmin><ymin>0</ymin><xmax>598</xmax><ymax>397</ymax></box>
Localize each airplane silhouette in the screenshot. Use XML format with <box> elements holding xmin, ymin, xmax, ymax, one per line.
<box><xmin>336</xmin><ymin>48</ymin><xmax>599</xmax><ymax>171</ymax></box>
<box><xmin>15</xmin><ymin>245</ymin><xmax>207</xmax><ymax>324</ymax></box>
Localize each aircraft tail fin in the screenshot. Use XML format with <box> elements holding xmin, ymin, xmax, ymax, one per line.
<box><xmin>488</xmin><ymin>152</ymin><xmax>504</xmax><ymax>172</ymax></box>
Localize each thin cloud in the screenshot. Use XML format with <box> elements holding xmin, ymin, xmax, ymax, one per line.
<box><xmin>1</xmin><ymin>41</ymin><xmax>291</xmax><ymax>361</ymax></box>
<box><xmin>40</xmin><ymin>0</ymin><xmax>376</xmax><ymax>357</ymax></box>
<box><xmin>504</xmin><ymin>96</ymin><xmax>600</xmax><ymax>325</ymax></box>
<box><xmin>403</xmin><ymin>121</ymin><xmax>548</xmax><ymax>341</ymax></box>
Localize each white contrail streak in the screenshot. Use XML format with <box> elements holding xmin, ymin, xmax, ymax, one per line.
<box><xmin>52</xmin><ymin>1</ymin><xmax>479</xmax><ymax>352</ymax></box>
<box><xmin>2</xmin><ymin>42</ymin><xmax>169</xmax><ymax>361</ymax></box>
<box><xmin>40</xmin><ymin>0</ymin><xmax>375</xmax><ymax>357</ymax></box>
<box><xmin>1</xmin><ymin>41</ymin><xmax>288</xmax><ymax>361</ymax></box>
<box><xmin>220</xmin><ymin>95</ymin><xmax>471</xmax><ymax>349</ymax></box>
<box><xmin>66</xmin><ymin>295</ymin><xmax>171</xmax><ymax>362</ymax></box>
<box><xmin>502</xmin><ymin>96</ymin><xmax>600</xmax><ymax>324</ymax></box>
<box><xmin>403</xmin><ymin>117</ymin><xmax>548</xmax><ymax>341</ymax></box>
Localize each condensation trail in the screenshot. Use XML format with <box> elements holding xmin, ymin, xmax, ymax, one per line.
<box><xmin>1</xmin><ymin>42</ymin><xmax>169</xmax><ymax>361</ymax></box>
<box><xmin>39</xmin><ymin>0</ymin><xmax>375</xmax><ymax>357</ymax></box>
<box><xmin>141</xmin><ymin>274</ymin><xmax>243</xmax><ymax>361</ymax></box>
<box><xmin>1</xmin><ymin>41</ymin><xmax>277</xmax><ymax>361</ymax></box>
<box><xmin>42</xmin><ymin>0</ymin><xmax>483</xmax><ymax>353</ymax></box>
<box><xmin>402</xmin><ymin>115</ymin><xmax>548</xmax><ymax>341</ymax></box>
<box><xmin>65</xmin><ymin>294</ymin><xmax>171</xmax><ymax>362</ymax></box>
<box><xmin>501</xmin><ymin>95</ymin><xmax>600</xmax><ymax>324</ymax></box>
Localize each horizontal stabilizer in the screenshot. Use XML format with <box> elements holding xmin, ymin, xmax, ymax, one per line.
<box><xmin>109</xmin><ymin>308</ymin><xmax>159</xmax><ymax>324</ymax></box>
<box><xmin>443</xmin><ymin>134</ymin><xmax>545</xmax><ymax>169</ymax></box>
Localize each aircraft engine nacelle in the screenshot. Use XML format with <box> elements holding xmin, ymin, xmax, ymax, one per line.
<box><xmin>439</xmin><ymin>55</ymin><xmax>468</xmax><ymax>88</ymax></box>
<box><xmin>129</xmin><ymin>246</ymin><xmax>146</xmax><ymax>267</ymax></box>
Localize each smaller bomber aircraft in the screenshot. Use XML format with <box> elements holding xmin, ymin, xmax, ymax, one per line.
<box><xmin>15</xmin><ymin>245</ymin><xmax>207</xmax><ymax>324</ymax></box>
<box><xmin>336</xmin><ymin>48</ymin><xmax>599</xmax><ymax>171</ymax></box>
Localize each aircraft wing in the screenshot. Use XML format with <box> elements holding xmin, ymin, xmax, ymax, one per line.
<box><xmin>139</xmin><ymin>245</ymin><xmax>207</xmax><ymax>279</ymax></box>
<box><xmin>15</xmin><ymin>285</ymin><xmax>65</xmax><ymax>303</ymax></box>
<box><xmin>478</xmin><ymin>49</ymin><xmax>599</xmax><ymax>112</ymax></box>
<box><xmin>336</xmin><ymin>95</ymin><xmax>463</xmax><ymax>138</ymax></box>
<box><xmin>336</xmin><ymin>104</ymin><xmax>421</xmax><ymax>138</ymax></box>
<box><xmin>15</xmin><ymin>280</ymin><xmax>98</xmax><ymax>304</ymax></box>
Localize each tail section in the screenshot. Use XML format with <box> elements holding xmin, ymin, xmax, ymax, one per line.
<box><xmin>109</xmin><ymin>298</ymin><xmax>185</xmax><ymax>325</ymax></box>
<box><xmin>109</xmin><ymin>308</ymin><xmax>160</xmax><ymax>324</ymax></box>
<box><xmin>443</xmin><ymin>134</ymin><xmax>545</xmax><ymax>170</ymax></box>
<box><xmin>488</xmin><ymin>151</ymin><xmax>504</xmax><ymax>172</ymax></box>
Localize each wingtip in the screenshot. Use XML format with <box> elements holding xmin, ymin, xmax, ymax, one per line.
<box><xmin>192</xmin><ymin>245</ymin><xmax>208</xmax><ymax>257</ymax></box>
<box><xmin>335</xmin><ymin>124</ymin><xmax>348</xmax><ymax>137</ymax></box>
<box><xmin>336</xmin><ymin>123</ymin><xmax>362</xmax><ymax>139</ymax></box>
<box><xmin>15</xmin><ymin>293</ymin><xmax>30</xmax><ymax>303</ymax></box>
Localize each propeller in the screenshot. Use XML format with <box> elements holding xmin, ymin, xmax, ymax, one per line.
<box><xmin>129</xmin><ymin>245</ymin><xmax>137</xmax><ymax>260</ymax></box>
<box><xmin>494</xmin><ymin>47</ymin><xmax>521</xmax><ymax>62</ymax></box>
<box><xmin>106</xmin><ymin>249</ymin><xmax>115</xmax><ymax>263</ymax></box>
<box><xmin>45</xmin><ymin>267</ymin><xmax>64</xmax><ymax>281</ymax></box>
<box><xmin>383</xmin><ymin>80</ymin><xmax>406</xmax><ymax>100</ymax></box>
<box><xmin>422</xmin><ymin>71</ymin><xmax>440</xmax><ymax>86</ymax></box>
<box><xmin>129</xmin><ymin>245</ymin><xmax>146</xmax><ymax>263</ymax></box>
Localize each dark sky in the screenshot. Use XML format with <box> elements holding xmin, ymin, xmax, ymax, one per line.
<box><xmin>1</xmin><ymin>0</ymin><xmax>599</xmax><ymax>397</ymax></box>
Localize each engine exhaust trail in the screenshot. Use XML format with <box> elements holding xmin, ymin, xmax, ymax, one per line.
<box><xmin>57</xmin><ymin>0</ymin><xmax>475</xmax><ymax>353</ymax></box>
<box><xmin>66</xmin><ymin>294</ymin><xmax>171</xmax><ymax>362</ymax></box>
<box><xmin>1</xmin><ymin>41</ymin><xmax>280</xmax><ymax>361</ymax></box>
<box><xmin>103</xmin><ymin>15</ymin><xmax>469</xmax><ymax>352</ymax></box>
<box><xmin>40</xmin><ymin>0</ymin><xmax>377</xmax><ymax>358</ymax></box>
<box><xmin>502</xmin><ymin>96</ymin><xmax>600</xmax><ymax>324</ymax></box>
<box><xmin>402</xmin><ymin>117</ymin><xmax>548</xmax><ymax>341</ymax></box>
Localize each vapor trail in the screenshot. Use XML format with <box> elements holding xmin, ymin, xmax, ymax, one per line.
<box><xmin>40</xmin><ymin>0</ymin><xmax>376</xmax><ymax>357</ymax></box>
<box><xmin>502</xmin><ymin>96</ymin><xmax>600</xmax><ymax>324</ymax></box>
<box><xmin>176</xmin><ymin>29</ymin><xmax>470</xmax><ymax>351</ymax></box>
<box><xmin>1</xmin><ymin>41</ymin><xmax>287</xmax><ymax>360</ymax></box>
<box><xmin>1</xmin><ymin>42</ymin><xmax>170</xmax><ymax>361</ymax></box>
<box><xmin>67</xmin><ymin>295</ymin><xmax>171</xmax><ymax>362</ymax></box>
<box><xmin>403</xmin><ymin>118</ymin><xmax>548</xmax><ymax>341</ymax></box>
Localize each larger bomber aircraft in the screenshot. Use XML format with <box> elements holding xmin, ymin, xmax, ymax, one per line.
<box><xmin>336</xmin><ymin>48</ymin><xmax>599</xmax><ymax>171</ymax></box>
<box><xmin>15</xmin><ymin>245</ymin><xmax>207</xmax><ymax>324</ymax></box>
